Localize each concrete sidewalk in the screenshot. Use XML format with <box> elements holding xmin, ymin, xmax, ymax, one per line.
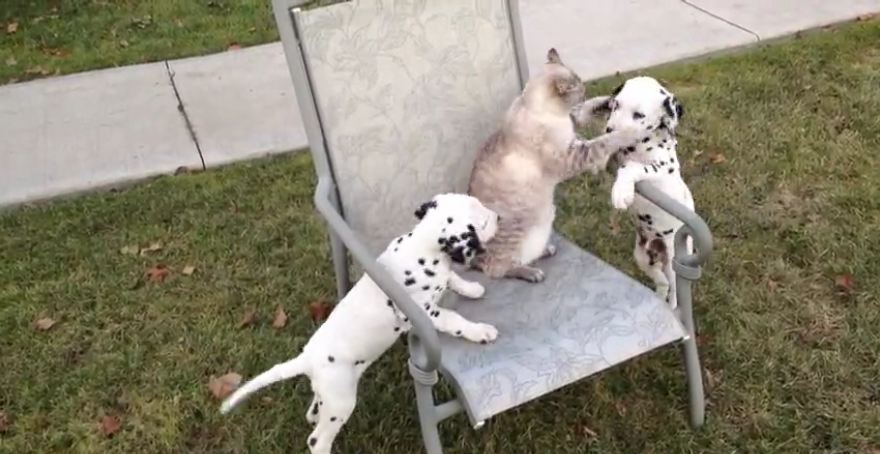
<box><xmin>2</xmin><ymin>0</ymin><xmax>879</xmax><ymax>207</ymax></box>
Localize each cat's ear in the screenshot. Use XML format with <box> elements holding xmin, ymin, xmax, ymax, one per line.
<box><xmin>546</xmin><ymin>48</ymin><xmax>562</xmax><ymax>64</ymax></box>
<box><xmin>611</xmin><ymin>82</ymin><xmax>625</xmax><ymax>97</ymax></box>
<box><xmin>414</xmin><ymin>200</ymin><xmax>437</xmax><ymax>220</ymax></box>
<box><xmin>661</xmin><ymin>96</ymin><xmax>684</xmax><ymax>130</ymax></box>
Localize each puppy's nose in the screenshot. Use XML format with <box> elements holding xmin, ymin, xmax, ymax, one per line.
<box><xmin>605</xmin><ymin>126</ymin><xmax>614</xmax><ymax>133</ymax></box>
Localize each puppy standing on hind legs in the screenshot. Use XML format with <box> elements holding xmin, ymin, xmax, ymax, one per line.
<box><xmin>604</xmin><ymin>76</ymin><xmax>695</xmax><ymax>308</ymax></box>
<box><xmin>220</xmin><ymin>193</ymin><xmax>500</xmax><ymax>454</ymax></box>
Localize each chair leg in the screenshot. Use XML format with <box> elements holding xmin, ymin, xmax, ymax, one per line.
<box><xmin>413</xmin><ymin>380</ymin><xmax>444</xmax><ymax>454</ymax></box>
<box><xmin>676</xmin><ymin>275</ymin><xmax>705</xmax><ymax>428</ymax></box>
<box><xmin>328</xmin><ymin>230</ymin><xmax>351</xmax><ymax>301</ymax></box>
<box><xmin>681</xmin><ymin>332</ymin><xmax>705</xmax><ymax>428</ymax></box>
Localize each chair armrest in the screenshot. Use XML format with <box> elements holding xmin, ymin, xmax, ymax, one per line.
<box><xmin>313</xmin><ymin>175</ymin><xmax>442</xmax><ymax>371</ymax></box>
<box><xmin>635</xmin><ymin>181</ymin><xmax>713</xmax><ymax>267</ymax></box>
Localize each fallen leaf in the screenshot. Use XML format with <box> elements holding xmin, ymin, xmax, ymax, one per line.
<box><xmin>0</xmin><ymin>411</ymin><xmax>10</xmax><ymax>433</ymax></box>
<box><xmin>208</xmin><ymin>372</ymin><xmax>242</xmax><ymax>399</ymax></box>
<box><xmin>608</xmin><ymin>211</ymin><xmax>622</xmax><ymax>235</ymax></box>
<box><xmin>834</xmin><ymin>274</ymin><xmax>855</xmax><ymax>295</ymax></box>
<box><xmin>145</xmin><ymin>265</ymin><xmax>169</xmax><ymax>283</ymax></box>
<box><xmin>119</xmin><ymin>39</ymin><xmax>129</xmax><ymax>48</ymax></box>
<box><xmin>34</xmin><ymin>317</ymin><xmax>57</xmax><ymax>331</ymax></box>
<box><xmin>175</xmin><ymin>19</ymin><xmax>184</xmax><ymax>28</ymax></box>
<box><xmin>705</xmin><ymin>368</ymin><xmax>719</xmax><ymax>393</ymax></box>
<box><xmin>271</xmin><ymin>305</ymin><xmax>288</xmax><ymax>329</ymax></box>
<box><xmin>767</xmin><ymin>279</ymin><xmax>779</xmax><ymax>292</ymax></box>
<box><xmin>5</xmin><ymin>57</ymin><xmax>16</xmax><ymax>66</ymax></box>
<box><xmin>99</xmin><ymin>415</ymin><xmax>122</xmax><ymax>437</ymax></box>
<box><xmin>7</xmin><ymin>22</ymin><xmax>18</xmax><ymax>34</ymax></box>
<box><xmin>238</xmin><ymin>307</ymin><xmax>257</xmax><ymax>328</ymax></box>
<box><xmin>261</xmin><ymin>396</ymin><xmax>273</xmax><ymax>405</ymax></box>
<box><xmin>581</xmin><ymin>425</ymin><xmax>598</xmax><ymax>438</ymax></box>
<box><xmin>696</xmin><ymin>333</ymin><xmax>711</xmax><ymax>347</ymax></box>
<box><xmin>709</xmin><ymin>153</ymin><xmax>727</xmax><ymax>164</ymax></box>
<box><xmin>227</xmin><ymin>43</ymin><xmax>241</xmax><ymax>51</ymax></box>
<box><xmin>119</xmin><ymin>245</ymin><xmax>139</xmax><ymax>256</ymax></box>
<box><xmin>308</xmin><ymin>299</ymin><xmax>333</xmax><ymax>323</ymax></box>
<box><xmin>248</xmin><ymin>26</ymin><xmax>256</xmax><ymax>33</ymax></box>
<box><xmin>181</xmin><ymin>265</ymin><xmax>196</xmax><ymax>276</ymax></box>
<box><xmin>139</xmin><ymin>242</ymin><xmax>163</xmax><ymax>256</ymax></box>
<box><xmin>856</xmin><ymin>13</ymin><xmax>875</xmax><ymax>21</ymax></box>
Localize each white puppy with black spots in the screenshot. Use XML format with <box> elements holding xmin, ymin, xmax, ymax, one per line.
<box><xmin>603</xmin><ymin>76</ymin><xmax>694</xmax><ymax>308</ymax></box>
<box><xmin>219</xmin><ymin>193</ymin><xmax>499</xmax><ymax>454</ymax></box>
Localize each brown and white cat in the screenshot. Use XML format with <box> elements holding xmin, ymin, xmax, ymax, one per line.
<box><xmin>468</xmin><ymin>48</ymin><xmax>643</xmax><ymax>282</ymax></box>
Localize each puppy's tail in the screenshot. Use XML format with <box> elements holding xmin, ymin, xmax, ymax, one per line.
<box><xmin>220</xmin><ymin>354</ymin><xmax>308</xmax><ymax>414</ymax></box>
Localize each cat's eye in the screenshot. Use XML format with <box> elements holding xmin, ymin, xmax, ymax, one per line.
<box><xmin>633</xmin><ymin>112</ymin><xmax>646</xmax><ymax>120</ymax></box>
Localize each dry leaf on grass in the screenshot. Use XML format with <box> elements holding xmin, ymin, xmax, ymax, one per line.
<box><xmin>145</xmin><ymin>265</ymin><xmax>169</xmax><ymax>283</ymax></box>
<box><xmin>767</xmin><ymin>279</ymin><xmax>779</xmax><ymax>293</ymax></box>
<box><xmin>5</xmin><ymin>57</ymin><xmax>16</xmax><ymax>66</ymax></box>
<box><xmin>227</xmin><ymin>43</ymin><xmax>242</xmax><ymax>51</ymax></box>
<box><xmin>25</xmin><ymin>66</ymin><xmax>51</xmax><ymax>76</ymax></box>
<box><xmin>119</xmin><ymin>245</ymin><xmax>139</xmax><ymax>256</ymax></box>
<box><xmin>581</xmin><ymin>425</ymin><xmax>598</xmax><ymax>439</ymax></box>
<box><xmin>139</xmin><ymin>242</ymin><xmax>163</xmax><ymax>256</ymax></box>
<box><xmin>238</xmin><ymin>307</ymin><xmax>257</xmax><ymax>328</ymax></box>
<box><xmin>6</xmin><ymin>22</ymin><xmax>18</xmax><ymax>34</ymax></box>
<box><xmin>208</xmin><ymin>372</ymin><xmax>242</xmax><ymax>399</ymax></box>
<box><xmin>99</xmin><ymin>415</ymin><xmax>122</xmax><ymax>437</ymax></box>
<box><xmin>272</xmin><ymin>306</ymin><xmax>288</xmax><ymax>329</ymax></box>
<box><xmin>705</xmin><ymin>368</ymin><xmax>720</xmax><ymax>393</ymax></box>
<box><xmin>34</xmin><ymin>317</ymin><xmax>57</xmax><ymax>331</ymax></box>
<box><xmin>308</xmin><ymin>299</ymin><xmax>333</xmax><ymax>323</ymax></box>
<box><xmin>181</xmin><ymin>265</ymin><xmax>196</xmax><ymax>276</ymax></box>
<box><xmin>709</xmin><ymin>152</ymin><xmax>727</xmax><ymax>164</ymax></box>
<box><xmin>834</xmin><ymin>274</ymin><xmax>855</xmax><ymax>296</ymax></box>
<box><xmin>0</xmin><ymin>411</ymin><xmax>10</xmax><ymax>433</ymax></box>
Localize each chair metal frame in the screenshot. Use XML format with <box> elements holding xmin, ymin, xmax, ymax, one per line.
<box><xmin>271</xmin><ymin>1</ymin><xmax>713</xmax><ymax>451</ymax></box>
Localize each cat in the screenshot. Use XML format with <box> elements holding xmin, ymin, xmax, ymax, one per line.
<box><xmin>467</xmin><ymin>48</ymin><xmax>645</xmax><ymax>282</ymax></box>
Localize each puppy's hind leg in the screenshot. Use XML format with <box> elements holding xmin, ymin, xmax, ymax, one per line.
<box><xmin>305</xmin><ymin>394</ymin><xmax>320</xmax><ymax>425</ymax></box>
<box><xmin>307</xmin><ymin>370</ymin><xmax>358</xmax><ymax>454</ymax></box>
<box><xmin>633</xmin><ymin>236</ymin><xmax>670</xmax><ymax>304</ymax></box>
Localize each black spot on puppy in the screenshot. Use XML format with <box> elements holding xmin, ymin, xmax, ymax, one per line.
<box><xmin>668</xmin><ymin>168</ymin><xmax>674</xmax><ymax>174</ymax></box>
<box><xmin>455</xmin><ymin>330</ymin><xmax>462</xmax><ymax>336</ymax></box>
<box><xmin>404</xmin><ymin>270</ymin><xmax>411</xmax><ymax>276</ymax></box>
<box><xmin>387</xmin><ymin>299</ymin><xmax>393</xmax><ymax>307</ymax></box>
<box><xmin>397</xmin><ymin>237</ymin><xmax>403</xmax><ymax>244</ymax></box>
<box><xmin>642</xmin><ymin>137</ymin><xmax>650</xmax><ymax>143</ymax></box>
<box><xmin>447</xmin><ymin>217</ymin><xmax>453</xmax><ymax>224</ymax></box>
<box><xmin>424</xmin><ymin>269</ymin><xmax>435</xmax><ymax>277</ymax></box>
<box><xmin>328</xmin><ymin>356</ymin><xmax>335</xmax><ymax>362</ymax></box>
<box><xmin>418</xmin><ymin>258</ymin><xmax>425</xmax><ymax>265</ymax></box>
<box><xmin>414</xmin><ymin>200</ymin><xmax>437</xmax><ymax>219</ymax></box>
<box><xmin>404</xmin><ymin>278</ymin><xmax>416</xmax><ymax>286</ymax></box>
<box><xmin>310</xmin><ymin>437</ymin><xmax>317</xmax><ymax>447</ymax></box>
<box><xmin>433</xmin><ymin>259</ymin><xmax>439</xmax><ymax>265</ymax></box>
<box><xmin>422</xmin><ymin>285</ymin><xmax>430</xmax><ymax>291</ymax></box>
<box><xmin>394</xmin><ymin>327</ymin><xmax>400</xmax><ymax>332</ymax></box>
<box><xmin>448</xmin><ymin>235</ymin><xmax>459</xmax><ymax>243</ymax></box>
<box><xmin>331</xmin><ymin>417</ymin><xmax>337</xmax><ymax>422</ymax></box>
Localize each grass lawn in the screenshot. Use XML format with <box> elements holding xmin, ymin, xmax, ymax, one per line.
<box><xmin>0</xmin><ymin>0</ymin><xmax>280</xmax><ymax>84</ymax></box>
<box><xmin>2</xmin><ymin>18</ymin><xmax>880</xmax><ymax>454</ymax></box>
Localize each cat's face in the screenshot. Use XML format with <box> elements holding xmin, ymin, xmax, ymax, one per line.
<box><xmin>545</xmin><ymin>48</ymin><xmax>586</xmax><ymax>109</ymax></box>
<box><xmin>414</xmin><ymin>194</ymin><xmax>498</xmax><ymax>265</ymax></box>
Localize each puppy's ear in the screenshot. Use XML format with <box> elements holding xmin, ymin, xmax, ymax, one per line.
<box><xmin>547</xmin><ymin>48</ymin><xmax>561</xmax><ymax>64</ymax></box>
<box><xmin>661</xmin><ymin>96</ymin><xmax>683</xmax><ymax>129</ymax></box>
<box><xmin>414</xmin><ymin>200</ymin><xmax>437</xmax><ymax>220</ymax></box>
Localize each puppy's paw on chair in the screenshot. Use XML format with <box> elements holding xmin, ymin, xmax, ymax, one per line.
<box><xmin>611</xmin><ymin>180</ymin><xmax>635</xmax><ymax>210</ymax></box>
<box><xmin>463</xmin><ymin>323</ymin><xmax>499</xmax><ymax>344</ymax></box>
<box><xmin>456</xmin><ymin>281</ymin><xmax>485</xmax><ymax>299</ymax></box>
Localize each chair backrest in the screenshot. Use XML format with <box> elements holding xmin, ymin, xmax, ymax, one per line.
<box><xmin>279</xmin><ymin>0</ymin><xmax>527</xmax><ymax>254</ymax></box>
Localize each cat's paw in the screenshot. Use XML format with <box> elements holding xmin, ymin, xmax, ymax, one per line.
<box><xmin>455</xmin><ymin>280</ymin><xmax>485</xmax><ymax>299</ymax></box>
<box><xmin>540</xmin><ymin>244</ymin><xmax>557</xmax><ymax>259</ymax></box>
<box><xmin>611</xmin><ymin>179</ymin><xmax>635</xmax><ymax>210</ymax></box>
<box><xmin>462</xmin><ymin>323</ymin><xmax>499</xmax><ymax>344</ymax></box>
<box><xmin>510</xmin><ymin>266</ymin><xmax>545</xmax><ymax>283</ymax></box>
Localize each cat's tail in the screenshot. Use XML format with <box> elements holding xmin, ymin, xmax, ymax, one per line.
<box><xmin>220</xmin><ymin>354</ymin><xmax>309</xmax><ymax>414</ymax></box>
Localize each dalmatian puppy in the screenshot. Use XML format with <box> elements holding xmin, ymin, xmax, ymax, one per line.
<box><xmin>220</xmin><ymin>193</ymin><xmax>499</xmax><ymax>454</ymax></box>
<box><xmin>604</xmin><ymin>76</ymin><xmax>694</xmax><ymax>308</ymax></box>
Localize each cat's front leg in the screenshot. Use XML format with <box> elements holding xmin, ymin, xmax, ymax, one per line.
<box><xmin>571</xmin><ymin>95</ymin><xmax>612</xmax><ymax>129</ymax></box>
<box><xmin>448</xmin><ymin>271</ymin><xmax>484</xmax><ymax>299</ymax></box>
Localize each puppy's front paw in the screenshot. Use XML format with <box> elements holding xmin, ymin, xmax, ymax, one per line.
<box><xmin>464</xmin><ymin>323</ymin><xmax>499</xmax><ymax>344</ymax></box>
<box><xmin>456</xmin><ymin>281</ymin><xmax>485</xmax><ymax>299</ymax></box>
<box><xmin>611</xmin><ymin>180</ymin><xmax>635</xmax><ymax>210</ymax></box>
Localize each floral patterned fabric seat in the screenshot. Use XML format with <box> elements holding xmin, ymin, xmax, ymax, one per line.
<box><xmin>439</xmin><ymin>234</ymin><xmax>685</xmax><ymax>424</ymax></box>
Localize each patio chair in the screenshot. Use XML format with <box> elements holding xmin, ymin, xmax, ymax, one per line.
<box><xmin>271</xmin><ymin>0</ymin><xmax>714</xmax><ymax>452</ymax></box>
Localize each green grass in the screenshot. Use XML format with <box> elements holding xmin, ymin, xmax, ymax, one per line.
<box><xmin>0</xmin><ymin>0</ymin><xmax>279</xmax><ymax>84</ymax></box>
<box><xmin>3</xmin><ymin>18</ymin><xmax>880</xmax><ymax>454</ymax></box>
